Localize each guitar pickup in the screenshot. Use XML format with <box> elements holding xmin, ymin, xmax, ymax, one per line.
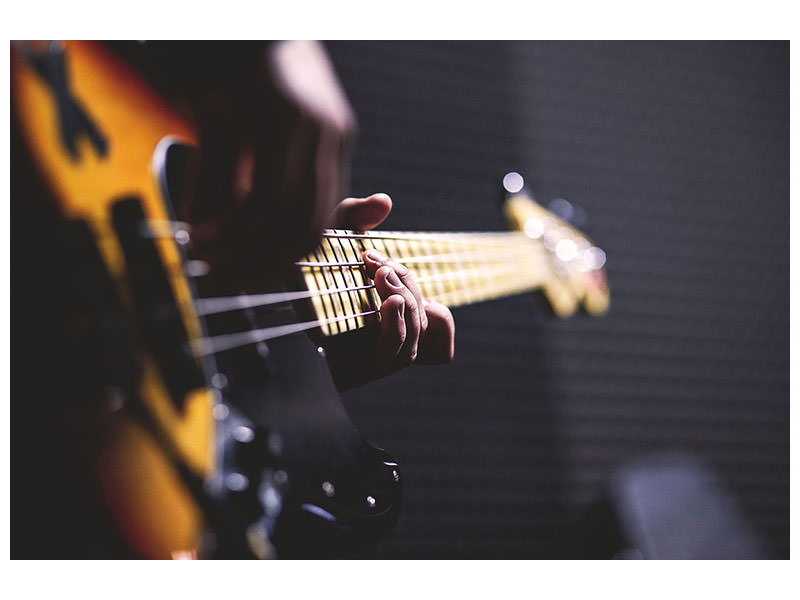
<box><xmin>111</xmin><ymin>195</ymin><xmax>204</xmax><ymax>410</ymax></box>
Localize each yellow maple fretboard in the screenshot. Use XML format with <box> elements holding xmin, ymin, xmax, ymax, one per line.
<box><xmin>298</xmin><ymin>228</ymin><xmax>599</xmax><ymax>336</ymax></box>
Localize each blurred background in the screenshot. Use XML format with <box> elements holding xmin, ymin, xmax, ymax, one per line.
<box><xmin>323</xmin><ymin>41</ymin><xmax>788</xmax><ymax>559</ymax></box>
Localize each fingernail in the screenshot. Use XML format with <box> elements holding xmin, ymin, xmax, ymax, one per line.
<box><xmin>367</xmin><ymin>249</ymin><xmax>387</xmax><ymax>262</ymax></box>
<box><xmin>385</xmin><ymin>269</ymin><xmax>402</xmax><ymax>288</ymax></box>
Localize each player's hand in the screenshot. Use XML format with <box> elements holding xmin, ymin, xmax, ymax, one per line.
<box><xmin>330</xmin><ymin>193</ymin><xmax>455</xmax><ymax>386</ymax></box>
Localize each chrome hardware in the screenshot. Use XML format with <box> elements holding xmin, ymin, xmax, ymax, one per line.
<box><xmin>139</xmin><ymin>219</ymin><xmax>192</xmax><ymax>244</ymax></box>
<box><xmin>212</xmin><ymin>402</ymin><xmax>230</xmax><ymax>420</ymax></box>
<box><xmin>225</xmin><ymin>472</ymin><xmax>249</xmax><ymax>492</ymax></box>
<box><xmin>185</xmin><ymin>259</ymin><xmax>210</xmax><ymax>278</ymax></box>
<box><xmin>232</xmin><ymin>425</ymin><xmax>255</xmax><ymax>444</ymax></box>
<box><xmin>210</xmin><ymin>372</ymin><xmax>228</xmax><ymax>390</ymax></box>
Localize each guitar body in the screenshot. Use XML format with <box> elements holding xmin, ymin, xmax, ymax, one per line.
<box><xmin>12</xmin><ymin>40</ymin><xmax>404</xmax><ymax>559</ymax></box>
<box><xmin>12</xmin><ymin>40</ymin><xmax>212</xmax><ymax>558</ymax></box>
<box><xmin>12</xmin><ymin>41</ymin><xmax>607</xmax><ymax>559</ymax></box>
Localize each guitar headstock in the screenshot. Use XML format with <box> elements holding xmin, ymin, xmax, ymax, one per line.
<box><xmin>502</xmin><ymin>172</ymin><xmax>610</xmax><ymax>317</ymax></box>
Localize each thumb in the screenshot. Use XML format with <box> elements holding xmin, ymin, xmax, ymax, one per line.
<box><xmin>330</xmin><ymin>193</ymin><xmax>392</xmax><ymax>230</ymax></box>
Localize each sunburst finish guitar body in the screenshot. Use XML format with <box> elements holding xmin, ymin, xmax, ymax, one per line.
<box><xmin>11</xmin><ymin>40</ymin><xmax>609</xmax><ymax>559</ymax></box>
<box><xmin>12</xmin><ymin>40</ymin><xmax>215</xmax><ymax>558</ymax></box>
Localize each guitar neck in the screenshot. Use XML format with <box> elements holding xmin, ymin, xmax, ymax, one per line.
<box><xmin>298</xmin><ymin>229</ymin><xmax>553</xmax><ymax>337</ymax></box>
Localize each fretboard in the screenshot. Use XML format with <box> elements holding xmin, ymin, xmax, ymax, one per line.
<box><xmin>298</xmin><ymin>229</ymin><xmax>561</xmax><ymax>336</ymax></box>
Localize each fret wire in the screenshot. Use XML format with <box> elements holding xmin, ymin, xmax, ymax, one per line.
<box><xmin>335</xmin><ymin>233</ymin><xmax>356</xmax><ymax>325</ymax></box>
<box><xmin>301</xmin><ymin>258</ymin><xmax>545</xmax><ymax>296</ymax></box>
<box><xmin>354</xmin><ymin>233</ymin><xmax>381</xmax><ymax>317</ymax></box>
<box><xmin>344</xmin><ymin>232</ymin><xmax>372</xmax><ymax>325</ymax></box>
<box><xmin>424</xmin><ymin>236</ymin><xmax>440</xmax><ymax>299</ymax></box>
<box><xmin>429</xmin><ymin>238</ymin><xmax>441</xmax><ymax>298</ymax></box>
<box><xmin>318</xmin><ymin>239</ymin><xmax>346</xmax><ymax>334</ymax></box>
<box><xmin>382</xmin><ymin>235</ymin><xmax>401</xmax><ymax>305</ymax></box>
<box><xmin>294</xmin><ymin>263</ymin><xmax>545</xmax><ymax>334</ymax></box>
<box><xmin>368</xmin><ymin>236</ymin><xmax>383</xmax><ymax>314</ymax></box>
<box><xmin>297</xmin><ymin>230</ymin><xmax>554</xmax><ymax>333</ymax></box>
<box><xmin>296</xmin><ymin>260</ymin><xmax>365</xmax><ymax>267</ymax></box>
<box><xmin>378</xmin><ymin>235</ymin><xmax>394</xmax><ymax>280</ymax></box>
<box><xmin>309</xmin><ymin>247</ymin><xmax>336</xmax><ymax>335</ymax></box>
<box><xmin>447</xmin><ymin>237</ymin><xmax>459</xmax><ymax>298</ymax></box>
<box><xmin>481</xmin><ymin>242</ymin><xmax>495</xmax><ymax>302</ymax></box>
<box><xmin>458</xmin><ymin>237</ymin><xmax>473</xmax><ymax>305</ymax></box>
<box><xmin>431</xmin><ymin>238</ymin><xmax>444</xmax><ymax>298</ymax></box>
<box><xmin>338</xmin><ymin>232</ymin><xmax>367</xmax><ymax>329</ymax></box>
<box><xmin>333</xmin><ymin>236</ymin><xmax>358</xmax><ymax>332</ymax></box>
<box><xmin>411</xmin><ymin>237</ymin><xmax>423</xmax><ymax>291</ymax></box>
<box><xmin>326</xmin><ymin>235</ymin><xmax>357</xmax><ymax>332</ymax></box>
<box><xmin>322</xmin><ymin>236</ymin><xmax>345</xmax><ymax>330</ymax></box>
<box><xmin>360</xmin><ymin>234</ymin><xmax>376</xmax><ymax>314</ymax></box>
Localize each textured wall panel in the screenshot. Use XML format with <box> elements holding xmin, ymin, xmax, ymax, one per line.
<box><xmin>326</xmin><ymin>41</ymin><xmax>788</xmax><ymax>559</ymax></box>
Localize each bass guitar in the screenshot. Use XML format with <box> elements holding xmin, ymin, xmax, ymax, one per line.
<box><xmin>11</xmin><ymin>40</ymin><xmax>609</xmax><ymax>558</ymax></box>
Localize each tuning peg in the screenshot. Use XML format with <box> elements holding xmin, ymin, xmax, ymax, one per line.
<box><xmin>548</xmin><ymin>198</ymin><xmax>588</xmax><ymax>230</ymax></box>
<box><xmin>502</xmin><ymin>171</ymin><xmax>526</xmax><ymax>195</ymax></box>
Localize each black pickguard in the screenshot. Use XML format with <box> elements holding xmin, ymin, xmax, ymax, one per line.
<box><xmin>159</xmin><ymin>141</ymin><xmax>403</xmax><ymax>558</ymax></box>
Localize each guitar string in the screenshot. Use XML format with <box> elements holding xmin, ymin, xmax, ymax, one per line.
<box><xmin>413</xmin><ymin>263</ymin><xmax>530</xmax><ymax>285</ymax></box>
<box><xmin>142</xmin><ymin>220</ymin><xmax>548</xmax><ymax>252</ymax></box>
<box><xmin>188</xmin><ymin>261</ymin><xmax>542</xmax><ymax>356</ymax></box>
<box><xmin>123</xmin><ymin>223</ymin><xmax>572</xmax><ymax>356</ymax></box>
<box><xmin>294</xmin><ymin>246</ymin><xmax>523</xmax><ymax>268</ymax></box>
<box><xmin>194</xmin><ymin>284</ymin><xmax>376</xmax><ymax>316</ymax></box>
<box><xmin>189</xmin><ymin>239</ymin><xmax>547</xmax><ymax>316</ymax></box>
<box><xmin>142</xmin><ymin>219</ymin><xmax>548</xmax><ymax>255</ymax></box>
<box><xmin>426</xmin><ymin>280</ymin><xmax>538</xmax><ymax>305</ymax></box>
<box><xmin>321</xmin><ymin>230</ymin><xmax>540</xmax><ymax>251</ymax></box>
<box><xmin>179</xmin><ymin>232</ymin><xmax>556</xmax><ymax>354</ymax></box>
<box><xmin>333</xmin><ymin>233</ymin><xmax>369</xmax><ymax>330</ymax></box>
<box><xmin>192</xmin><ymin>258</ymin><xmax>538</xmax><ymax>316</ymax></box>
<box><xmin>345</xmin><ymin>229</ymin><xmax>377</xmax><ymax>318</ymax></box>
<box><xmin>189</xmin><ymin>269</ymin><xmax>547</xmax><ymax>358</ymax></box>
<box><xmin>189</xmin><ymin>309</ymin><xmax>379</xmax><ymax>357</ymax></box>
<box><xmin>317</xmin><ymin>237</ymin><xmax>344</xmax><ymax>334</ymax></box>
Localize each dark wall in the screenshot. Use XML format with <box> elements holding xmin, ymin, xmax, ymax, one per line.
<box><xmin>325</xmin><ymin>41</ymin><xmax>789</xmax><ymax>559</ymax></box>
